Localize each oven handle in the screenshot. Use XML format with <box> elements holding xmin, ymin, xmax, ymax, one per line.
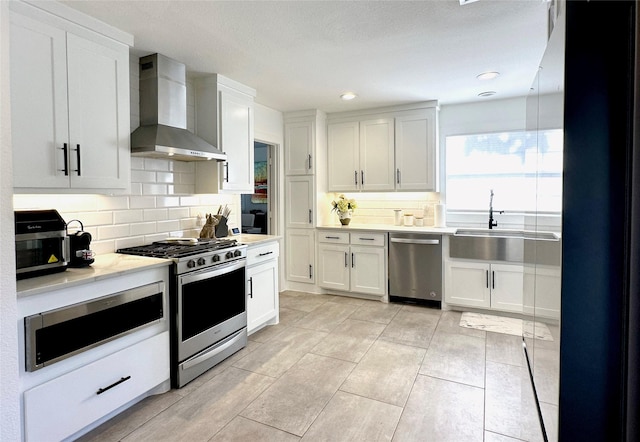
<box><xmin>182</xmin><ymin>329</ymin><xmax>245</xmax><ymax>370</ymax></box>
<box><xmin>180</xmin><ymin>259</ymin><xmax>246</xmax><ymax>285</ymax></box>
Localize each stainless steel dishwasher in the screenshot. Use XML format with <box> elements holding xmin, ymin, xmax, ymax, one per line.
<box><xmin>388</xmin><ymin>233</ymin><xmax>442</xmax><ymax>303</ymax></box>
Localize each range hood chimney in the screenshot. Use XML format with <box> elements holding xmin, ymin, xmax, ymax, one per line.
<box><xmin>130</xmin><ymin>54</ymin><xmax>226</xmax><ymax>162</ymax></box>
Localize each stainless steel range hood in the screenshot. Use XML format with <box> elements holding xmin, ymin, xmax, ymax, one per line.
<box><xmin>131</xmin><ymin>54</ymin><xmax>226</xmax><ymax>162</ymax></box>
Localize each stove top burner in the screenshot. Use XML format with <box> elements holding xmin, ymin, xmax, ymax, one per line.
<box><xmin>117</xmin><ymin>238</ymin><xmax>238</xmax><ymax>259</ymax></box>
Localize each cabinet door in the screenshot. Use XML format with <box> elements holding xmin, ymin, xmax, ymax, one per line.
<box><xmin>359</xmin><ymin>118</ymin><xmax>395</xmax><ymax>191</ymax></box>
<box><xmin>285</xmin><ymin>175</ymin><xmax>314</xmax><ymax>228</ymax></box>
<box><xmin>490</xmin><ymin>263</ymin><xmax>524</xmax><ymax>313</ymax></box>
<box><xmin>395</xmin><ymin>110</ymin><xmax>437</xmax><ymax>191</ymax></box>
<box><xmin>10</xmin><ymin>13</ymin><xmax>70</xmax><ymax>188</ymax></box>
<box><xmin>66</xmin><ymin>33</ymin><xmax>129</xmax><ymax>190</ymax></box>
<box><xmin>286</xmin><ymin>229</ymin><xmax>315</xmax><ymax>283</ymax></box>
<box><xmin>247</xmin><ymin>260</ymin><xmax>279</xmax><ymax>333</ymax></box>
<box><xmin>350</xmin><ymin>245</ymin><xmax>386</xmax><ymax>296</ymax></box>
<box><xmin>219</xmin><ymin>86</ymin><xmax>254</xmax><ymax>192</ymax></box>
<box><xmin>328</xmin><ymin>121</ymin><xmax>360</xmax><ymax>191</ymax></box>
<box><xmin>285</xmin><ymin>121</ymin><xmax>314</xmax><ymax>175</ymax></box>
<box><xmin>445</xmin><ymin>261</ymin><xmax>491</xmax><ymax>308</ymax></box>
<box><xmin>317</xmin><ymin>243</ymin><xmax>350</xmax><ymax>291</ymax></box>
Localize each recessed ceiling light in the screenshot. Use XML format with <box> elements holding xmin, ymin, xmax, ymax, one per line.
<box><xmin>476</xmin><ymin>71</ymin><xmax>500</xmax><ymax>80</ymax></box>
<box><xmin>340</xmin><ymin>92</ymin><xmax>357</xmax><ymax>101</ymax></box>
<box><xmin>478</xmin><ymin>91</ymin><xmax>497</xmax><ymax>97</ymax></box>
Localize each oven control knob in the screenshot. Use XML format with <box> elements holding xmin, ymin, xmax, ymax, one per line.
<box><xmin>233</xmin><ymin>250</ymin><xmax>242</xmax><ymax>257</ymax></box>
<box><xmin>212</xmin><ymin>254</ymin><xmax>221</xmax><ymax>262</ymax></box>
<box><xmin>187</xmin><ymin>259</ymin><xmax>196</xmax><ymax>268</ymax></box>
<box><xmin>197</xmin><ymin>258</ymin><xmax>206</xmax><ymax>266</ymax></box>
<box><xmin>225</xmin><ymin>251</ymin><xmax>234</xmax><ymax>259</ymax></box>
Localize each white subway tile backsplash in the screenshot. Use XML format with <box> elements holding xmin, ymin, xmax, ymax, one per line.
<box><xmin>131</xmin><ymin>170</ymin><xmax>157</xmax><ymax>183</ymax></box>
<box><xmin>142</xmin><ymin>183</ymin><xmax>168</xmax><ymax>195</ymax></box>
<box><xmin>180</xmin><ymin>196</ymin><xmax>200</xmax><ymax>206</ymax></box>
<box><xmin>96</xmin><ymin>196</ymin><xmax>130</xmax><ymax>211</ymax></box>
<box><xmin>64</xmin><ymin>211</ymin><xmax>113</xmax><ymax>227</ymax></box>
<box><xmin>145</xmin><ymin>233</ymin><xmax>171</xmax><ymax>243</ymax></box>
<box><xmin>144</xmin><ymin>158</ymin><xmax>171</xmax><ymax>172</ymax></box>
<box><xmin>168</xmin><ymin>207</ymin><xmax>190</xmax><ymax>219</ymax></box>
<box><xmin>129</xmin><ymin>182</ymin><xmax>143</xmax><ymax>196</ymax></box>
<box><xmin>172</xmin><ymin>161</ymin><xmax>195</xmax><ymax>173</ymax></box>
<box><xmin>178</xmin><ymin>173</ymin><xmax>195</xmax><ymax>185</ymax></box>
<box><xmin>172</xmin><ymin>184</ymin><xmax>195</xmax><ymax>194</ymax></box>
<box><xmin>115</xmin><ymin>236</ymin><xmax>146</xmax><ymax>250</ymax></box>
<box><xmin>130</xmin><ymin>157</ymin><xmax>145</xmax><ymax>170</ymax></box>
<box><xmin>114</xmin><ymin>209</ymin><xmax>144</xmax><ymax>224</ymax></box>
<box><xmin>156</xmin><ymin>172</ymin><xmax>175</xmax><ymax>183</ymax></box>
<box><xmin>98</xmin><ymin>224</ymin><xmax>130</xmax><ymax>240</ymax></box>
<box><xmin>156</xmin><ymin>219</ymin><xmax>181</xmax><ymax>232</ymax></box>
<box><xmin>130</xmin><ymin>222</ymin><xmax>157</xmax><ymax>236</ymax></box>
<box><xmin>143</xmin><ymin>208</ymin><xmax>168</xmax><ymax>221</ymax></box>
<box><xmin>92</xmin><ymin>240</ymin><xmax>116</xmax><ymax>256</ymax></box>
<box><xmin>130</xmin><ymin>196</ymin><xmax>156</xmax><ymax>209</ymax></box>
<box><xmin>157</xmin><ymin>197</ymin><xmax>181</xmax><ymax>208</ymax></box>
<box><xmin>180</xmin><ymin>218</ymin><xmax>199</xmax><ymax>230</ymax></box>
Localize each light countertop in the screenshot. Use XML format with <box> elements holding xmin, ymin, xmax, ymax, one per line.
<box><xmin>17</xmin><ymin>253</ymin><xmax>172</xmax><ymax>298</ymax></box>
<box><xmin>318</xmin><ymin>223</ymin><xmax>458</xmax><ymax>235</ymax></box>
<box><xmin>237</xmin><ymin>234</ymin><xmax>282</xmax><ymax>245</ymax></box>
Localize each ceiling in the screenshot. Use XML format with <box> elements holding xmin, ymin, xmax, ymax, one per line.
<box><xmin>60</xmin><ymin>0</ymin><xmax>550</xmax><ymax>113</ymax></box>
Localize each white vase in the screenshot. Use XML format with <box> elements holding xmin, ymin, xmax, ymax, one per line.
<box><xmin>338</xmin><ymin>210</ymin><xmax>352</xmax><ymax>225</ymax></box>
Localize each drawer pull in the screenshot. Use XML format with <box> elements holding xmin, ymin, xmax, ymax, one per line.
<box><xmin>325</xmin><ymin>236</ymin><xmax>340</xmax><ymax>239</ymax></box>
<box><xmin>258</xmin><ymin>251</ymin><xmax>274</xmax><ymax>257</ymax></box>
<box><xmin>359</xmin><ymin>237</ymin><xmax>375</xmax><ymax>241</ymax></box>
<box><xmin>96</xmin><ymin>375</ymin><xmax>131</xmax><ymax>395</ymax></box>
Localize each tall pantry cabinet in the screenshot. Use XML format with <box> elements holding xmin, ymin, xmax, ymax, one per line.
<box><xmin>284</xmin><ymin>110</ymin><xmax>327</xmax><ymax>287</ymax></box>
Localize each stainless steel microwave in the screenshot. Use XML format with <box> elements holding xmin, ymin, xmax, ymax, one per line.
<box><xmin>15</xmin><ymin>209</ymin><xmax>69</xmax><ymax>279</ymax></box>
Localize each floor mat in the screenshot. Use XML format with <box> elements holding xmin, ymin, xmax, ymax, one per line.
<box><xmin>459</xmin><ymin>312</ymin><xmax>554</xmax><ymax>341</ymax></box>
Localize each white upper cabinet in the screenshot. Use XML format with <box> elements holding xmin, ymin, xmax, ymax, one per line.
<box><xmin>195</xmin><ymin>75</ymin><xmax>256</xmax><ymax>193</ymax></box>
<box><xmin>327</xmin><ymin>102</ymin><xmax>438</xmax><ymax>192</ymax></box>
<box><xmin>327</xmin><ymin>118</ymin><xmax>394</xmax><ymax>192</ymax></box>
<box><xmin>285</xmin><ymin>121</ymin><xmax>315</xmax><ymax>175</ymax></box>
<box><xmin>10</xmin><ymin>6</ymin><xmax>131</xmax><ymax>192</ymax></box>
<box><xmin>395</xmin><ymin>108</ymin><xmax>438</xmax><ymax>191</ymax></box>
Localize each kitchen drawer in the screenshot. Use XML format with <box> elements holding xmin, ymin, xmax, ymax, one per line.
<box><xmin>350</xmin><ymin>232</ymin><xmax>386</xmax><ymax>246</ymax></box>
<box><xmin>247</xmin><ymin>241</ymin><xmax>280</xmax><ymax>266</ymax></box>
<box><xmin>23</xmin><ymin>331</ymin><xmax>169</xmax><ymax>442</ymax></box>
<box><xmin>317</xmin><ymin>230</ymin><xmax>350</xmax><ymax>244</ymax></box>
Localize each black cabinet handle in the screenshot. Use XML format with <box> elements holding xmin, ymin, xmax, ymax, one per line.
<box><xmin>309</xmin><ymin>209</ymin><xmax>312</xmax><ymax>224</ymax></box>
<box><xmin>224</xmin><ymin>162</ymin><xmax>229</xmax><ymax>182</ymax></box>
<box><xmin>486</xmin><ymin>270</ymin><xmax>489</xmax><ymax>288</ymax></box>
<box><xmin>352</xmin><ymin>253</ymin><xmax>355</xmax><ymax>268</ymax></box>
<box><xmin>258</xmin><ymin>251</ymin><xmax>273</xmax><ymax>257</ymax></box>
<box><xmin>397</xmin><ymin>168</ymin><xmax>401</xmax><ymax>184</ymax></box>
<box><xmin>354</xmin><ymin>170</ymin><xmax>358</xmax><ymax>185</ymax></box>
<box><xmin>325</xmin><ymin>236</ymin><xmax>340</xmax><ymax>240</ymax></box>
<box><xmin>248</xmin><ymin>277</ymin><xmax>253</xmax><ymax>298</ymax></box>
<box><xmin>60</xmin><ymin>143</ymin><xmax>69</xmax><ymax>176</ymax></box>
<box><xmin>309</xmin><ymin>264</ymin><xmax>313</xmax><ymax>279</ymax></box>
<box><xmin>308</xmin><ymin>154</ymin><xmax>312</xmax><ymax>170</ymax></box>
<box><xmin>492</xmin><ymin>271</ymin><xmax>495</xmax><ymax>289</ymax></box>
<box><xmin>344</xmin><ymin>252</ymin><xmax>348</xmax><ymax>267</ymax></box>
<box><xmin>97</xmin><ymin>375</ymin><xmax>131</xmax><ymax>395</ymax></box>
<box><xmin>361</xmin><ymin>170</ymin><xmax>364</xmax><ymax>185</ymax></box>
<box><xmin>75</xmin><ymin>144</ymin><xmax>81</xmax><ymax>176</ymax></box>
<box><xmin>359</xmin><ymin>237</ymin><xmax>375</xmax><ymax>241</ymax></box>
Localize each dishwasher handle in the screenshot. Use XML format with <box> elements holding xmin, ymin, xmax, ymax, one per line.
<box><xmin>390</xmin><ymin>237</ymin><xmax>440</xmax><ymax>245</ymax></box>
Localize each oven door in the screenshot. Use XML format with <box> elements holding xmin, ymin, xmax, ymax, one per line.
<box><xmin>177</xmin><ymin>259</ymin><xmax>246</xmax><ymax>362</ymax></box>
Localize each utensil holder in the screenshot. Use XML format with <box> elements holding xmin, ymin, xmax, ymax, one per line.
<box><xmin>215</xmin><ymin>216</ymin><xmax>229</xmax><ymax>237</ymax></box>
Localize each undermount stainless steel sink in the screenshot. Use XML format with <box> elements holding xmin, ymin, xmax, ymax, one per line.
<box><xmin>451</xmin><ymin>228</ymin><xmax>561</xmax><ymax>265</ymax></box>
<box><xmin>454</xmin><ymin>228</ymin><xmax>560</xmax><ymax>241</ymax></box>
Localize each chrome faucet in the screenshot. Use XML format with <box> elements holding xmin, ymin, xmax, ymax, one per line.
<box><xmin>488</xmin><ymin>189</ymin><xmax>504</xmax><ymax>229</ymax></box>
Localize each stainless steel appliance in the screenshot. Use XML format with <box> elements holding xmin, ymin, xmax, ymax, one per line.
<box><xmin>24</xmin><ymin>282</ymin><xmax>164</xmax><ymax>372</ymax></box>
<box><xmin>15</xmin><ymin>209</ymin><xmax>69</xmax><ymax>279</ymax></box>
<box><xmin>388</xmin><ymin>233</ymin><xmax>442</xmax><ymax>304</ymax></box>
<box><xmin>117</xmin><ymin>238</ymin><xmax>247</xmax><ymax>388</ymax></box>
<box><xmin>130</xmin><ymin>53</ymin><xmax>227</xmax><ymax>162</ymax></box>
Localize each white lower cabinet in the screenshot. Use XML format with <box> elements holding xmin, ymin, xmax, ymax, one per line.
<box><xmin>317</xmin><ymin>230</ymin><xmax>386</xmax><ymax>297</ymax></box>
<box><xmin>445</xmin><ymin>260</ymin><xmax>524</xmax><ymax>313</ymax></box>
<box><xmin>23</xmin><ymin>331</ymin><xmax>169</xmax><ymax>442</ymax></box>
<box><xmin>286</xmin><ymin>229</ymin><xmax>315</xmax><ymax>284</ymax></box>
<box><xmin>246</xmin><ymin>241</ymin><xmax>280</xmax><ymax>334</ymax></box>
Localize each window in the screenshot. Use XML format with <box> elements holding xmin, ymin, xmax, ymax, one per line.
<box><xmin>445</xmin><ymin>130</ymin><xmax>563</xmax><ymax>212</ymax></box>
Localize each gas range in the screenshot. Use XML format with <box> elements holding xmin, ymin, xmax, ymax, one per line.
<box><xmin>117</xmin><ymin>238</ymin><xmax>247</xmax><ymax>275</ymax></box>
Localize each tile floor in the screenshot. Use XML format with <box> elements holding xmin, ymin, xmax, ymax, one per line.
<box><xmin>78</xmin><ymin>291</ymin><xmax>560</xmax><ymax>442</ymax></box>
